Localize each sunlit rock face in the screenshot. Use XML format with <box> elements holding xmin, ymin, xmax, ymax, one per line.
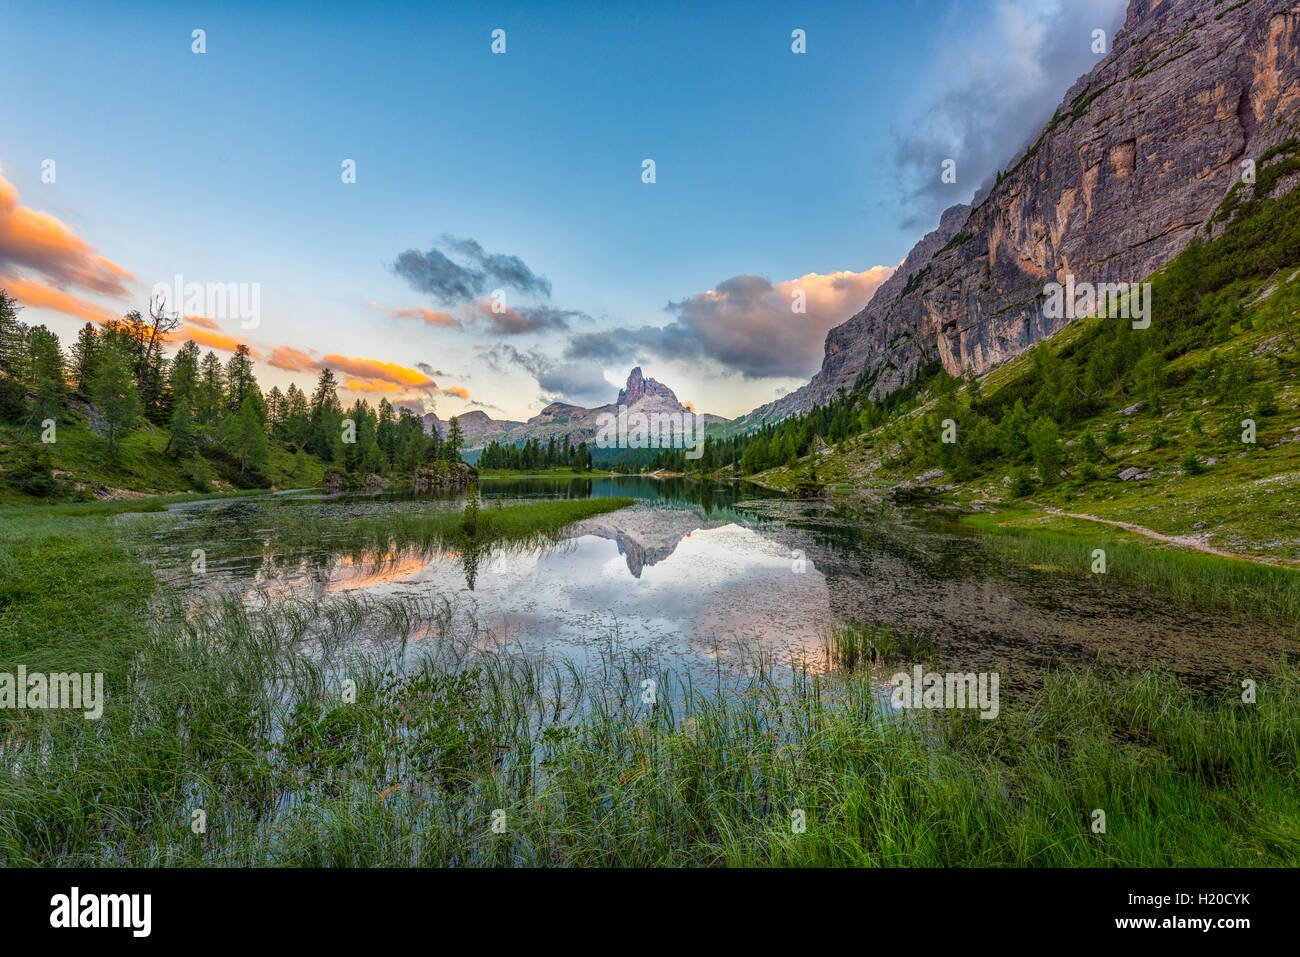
<box><xmin>743</xmin><ymin>0</ymin><xmax>1300</xmax><ymax>426</ymax></box>
<box><xmin>616</xmin><ymin>367</ymin><xmax>680</xmax><ymax>408</ymax></box>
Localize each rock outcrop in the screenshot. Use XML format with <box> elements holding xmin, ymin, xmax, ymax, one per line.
<box><xmin>413</xmin><ymin>461</ymin><xmax>478</xmax><ymax>492</ymax></box>
<box><xmin>744</xmin><ymin>0</ymin><xmax>1300</xmax><ymax>424</ymax></box>
<box><xmin>322</xmin><ymin>468</ymin><xmax>351</xmax><ymax>494</ymax></box>
<box><xmin>616</xmin><ymin>367</ymin><xmax>679</xmax><ymax>407</ymax></box>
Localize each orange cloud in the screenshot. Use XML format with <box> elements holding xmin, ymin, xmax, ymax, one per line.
<box><xmin>322</xmin><ymin>354</ymin><xmax>437</xmax><ymax>391</ymax></box>
<box><xmin>0</xmin><ymin>274</ymin><xmax>119</xmax><ymax>324</ymax></box>
<box><xmin>345</xmin><ymin>378</ymin><xmax>402</xmax><ymax>394</ymax></box>
<box><xmin>2</xmin><ymin>273</ymin><xmax>251</xmax><ymax>355</ymax></box>
<box><xmin>267</xmin><ymin>346</ymin><xmax>318</xmax><ymax>372</ymax></box>
<box><xmin>184</xmin><ymin>315</ymin><xmax>222</xmax><ymax>331</ymax></box>
<box><xmin>271</xmin><ymin>347</ymin><xmax>464</xmax><ymax>398</ymax></box>
<box><xmin>0</xmin><ymin>170</ymin><xmax>133</xmax><ymax>297</ymax></box>
<box><xmin>172</xmin><ymin>322</ymin><xmax>258</xmax><ymax>357</ymax></box>
<box><xmin>368</xmin><ymin>301</ymin><xmax>463</xmax><ymax>330</ymax></box>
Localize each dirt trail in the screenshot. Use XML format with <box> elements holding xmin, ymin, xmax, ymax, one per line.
<box><xmin>1036</xmin><ymin>507</ymin><xmax>1300</xmax><ymax>569</ymax></box>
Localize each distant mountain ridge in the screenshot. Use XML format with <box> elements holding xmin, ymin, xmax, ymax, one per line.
<box><xmin>425</xmin><ymin>368</ymin><xmax>728</xmax><ymax>455</ymax></box>
<box><xmin>740</xmin><ymin>0</ymin><xmax>1300</xmax><ymax>427</ymax></box>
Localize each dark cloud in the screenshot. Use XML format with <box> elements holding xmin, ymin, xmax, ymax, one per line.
<box><xmin>466</xmin><ymin>398</ymin><xmax>512</xmax><ymax>415</ymax></box>
<box><xmin>484</xmin><ymin>343</ymin><xmax>615</xmax><ymax>407</ymax></box>
<box><xmin>891</xmin><ymin>0</ymin><xmax>1127</xmax><ymax>229</ymax></box>
<box><xmin>392</xmin><ymin>234</ymin><xmax>551</xmax><ymax>305</ymax></box>
<box><xmin>470</xmin><ymin>302</ymin><xmax>587</xmax><ymax>336</ymax></box>
<box><xmin>392</xmin><ymin>247</ymin><xmax>480</xmax><ymax>303</ymax></box>
<box><xmin>440</xmin><ymin>235</ymin><xmax>552</xmax><ymax>298</ymax></box>
<box><xmin>562</xmin><ymin>268</ymin><xmax>893</xmax><ymax>380</ymax></box>
<box><xmin>393</xmin><ymin>398</ymin><xmax>427</xmax><ymax>416</ymax></box>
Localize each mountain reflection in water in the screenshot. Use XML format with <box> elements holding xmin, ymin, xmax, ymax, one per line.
<box><xmin>147</xmin><ymin>477</ymin><xmax>1295</xmax><ymax>691</ymax></box>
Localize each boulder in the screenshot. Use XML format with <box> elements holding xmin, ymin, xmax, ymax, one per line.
<box><xmin>322</xmin><ymin>468</ymin><xmax>350</xmax><ymax>493</ymax></box>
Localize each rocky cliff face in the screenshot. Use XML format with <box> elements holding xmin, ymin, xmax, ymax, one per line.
<box><xmin>617</xmin><ymin>367</ymin><xmax>680</xmax><ymax>407</ymax></box>
<box><xmin>744</xmin><ymin>0</ymin><xmax>1300</xmax><ymax>424</ymax></box>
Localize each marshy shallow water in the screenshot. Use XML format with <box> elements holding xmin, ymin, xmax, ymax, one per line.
<box><xmin>137</xmin><ymin>476</ymin><xmax>1295</xmax><ymax>693</ymax></box>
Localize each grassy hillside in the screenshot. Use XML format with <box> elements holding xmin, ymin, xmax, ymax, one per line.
<box><xmin>0</xmin><ymin>408</ymin><xmax>327</xmax><ymax>506</ymax></box>
<box><xmin>752</xmin><ymin>161</ymin><xmax>1300</xmax><ymax>562</ymax></box>
<box><xmin>757</xmin><ymin>275</ymin><xmax>1299</xmax><ymax>557</ymax></box>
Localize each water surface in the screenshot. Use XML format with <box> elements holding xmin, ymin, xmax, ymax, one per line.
<box><xmin>142</xmin><ymin>477</ymin><xmax>1296</xmax><ymax>693</ymax></box>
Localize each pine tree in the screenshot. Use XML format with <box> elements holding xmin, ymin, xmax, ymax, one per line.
<box><xmin>221</xmin><ymin>397</ymin><xmax>269</xmax><ymax>475</ymax></box>
<box><xmin>444</xmin><ymin>416</ymin><xmax>464</xmax><ymax>463</ymax></box>
<box><xmin>165</xmin><ymin>400</ymin><xmax>197</xmax><ymax>458</ymax></box>
<box><xmin>168</xmin><ymin>340</ymin><xmax>201</xmax><ymax>411</ymax></box>
<box><xmin>198</xmin><ymin>351</ymin><xmax>223</xmax><ymax>425</ymax></box>
<box><xmin>224</xmin><ymin>344</ymin><xmax>258</xmax><ymax>413</ymax></box>
<box><xmin>69</xmin><ymin>323</ymin><xmax>101</xmax><ymax>398</ymax></box>
<box><xmin>25</xmin><ymin>325</ymin><xmax>67</xmax><ymax>421</ymax></box>
<box><xmin>92</xmin><ymin>346</ymin><xmax>141</xmax><ymax>457</ymax></box>
<box><xmin>1027</xmin><ymin>415</ymin><xmax>1065</xmax><ymax>485</ymax></box>
<box><xmin>0</xmin><ymin>288</ymin><xmax>23</xmax><ymax>378</ymax></box>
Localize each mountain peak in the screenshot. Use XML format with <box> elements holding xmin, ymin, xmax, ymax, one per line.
<box><xmin>617</xmin><ymin>367</ymin><xmax>678</xmax><ymax>407</ymax></box>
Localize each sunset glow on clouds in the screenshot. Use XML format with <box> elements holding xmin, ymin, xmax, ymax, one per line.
<box><xmin>1</xmin><ymin>153</ymin><xmax>883</xmax><ymax>419</ymax></box>
<box><xmin>367</xmin><ymin>301</ymin><xmax>463</xmax><ymax>330</ymax></box>
<box><xmin>268</xmin><ymin>345</ymin><xmax>467</xmax><ymax>401</ymax></box>
<box><xmin>0</xmin><ymin>170</ymin><xmax>472</xmax><ymax>406</ymax></box>
<box><xmin>174</xmin><ymin>323</ymin><xmax>259</xmax><ymax>357</ymax></box>
<box><xmin>0</xmin><ymin>170</ymin><xmax>133</xmax><ymax>298</ymax></box>
<box><xmin>563</xmin><ymin>266</ymin><xmax>895</xmax><ymax>381</ymax></box>
<box><xmin>0</xmin><ymin>274</ymin><xmax>120</xmax><ymax>325</ymax></box>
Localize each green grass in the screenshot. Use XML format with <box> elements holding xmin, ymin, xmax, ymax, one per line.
<box><xmin>823</xmin><ymin>621</ymin><xmax>936</xmax><ymax>672</ymax></box>
<box><xmin>965</xmin><ymin>510</ymin><xmax>1300</xmax><ymax>629</ymax></box>
<box><xmin>1</xmin><ymin>501</ymin><xmax>1297</xmax><ymax>866</ymax></box>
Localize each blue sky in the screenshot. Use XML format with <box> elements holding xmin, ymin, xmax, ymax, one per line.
<box><xmin>0</xmin><ymin>0</ymin><xmax>1126</xmax><ymax>419</ymax></box>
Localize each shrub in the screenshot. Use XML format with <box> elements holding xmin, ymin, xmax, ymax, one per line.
<box><xmin>1011</xmin><ymin>467</ymin><xmax>1036</xmax><ymax>498</ymax></box>
<box><xmin>0</xmin><ymin>377</ymin><xmax>26</xmax><ymax>423</ymax></box>
<box><xmin>8</xmin><ymin>444</ymin><xmax>57</xmax><ymax>497</ymax></box>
